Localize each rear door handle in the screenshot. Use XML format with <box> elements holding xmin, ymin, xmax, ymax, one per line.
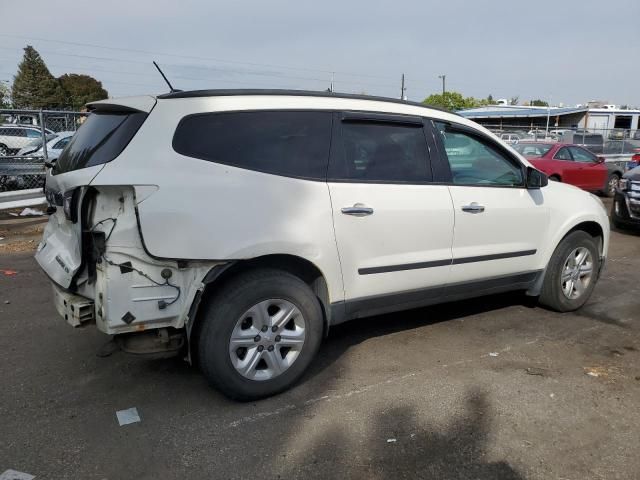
<box><xmin>461</xmin><ymin>202</ymin><xmax>485</xmax><ymax>213</ymax></box>
<box><xmin>341</xmin><ymin>203</ymin><xmax>374</xmax><ymax>217</ymax></box>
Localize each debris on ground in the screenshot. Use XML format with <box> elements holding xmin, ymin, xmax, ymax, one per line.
<box><xmin>386</xmin><ymin>438</ymin><xmax>397</xmax><ymax>443</ymax></box>
<box><xmin>18</xmin><ymin>208</ymin><xmax>44</xmax><ymax>217</ymax></box>
<box><xmin>525</xmin><ymin>367</ymin><xmax>547</xmax><ymax>376</ymax></box>
<box><xmin>0</xmin><ymin>470</ymin><xmax>35</xmax><ymax>480</ymax></box>
<box><xmin>489</xmin><ymin>352</ymin><xmax>499</xmax><ymax>357</ymax></box>
<box><xmin>116</xmin><ymin>407</ymin><xmax>141</xmax><ymax>426</ymax></box>
<box><xmin>1</xmin><ymin>270</ymin><xmax>18</xmax><ymax>276</ymax></box>
<box><xmin>4</xmin><ymin>300</ymin><xmax>10</xmax><ymax>304</ymax></box>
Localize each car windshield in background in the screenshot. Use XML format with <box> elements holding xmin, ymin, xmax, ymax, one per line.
<box><xmin>513</xmin><ymin>143</ymin><xmax>554</xmax><ymax>157</ymax></box>
<box><xmin>53</xmin><ymin>111</ymin><xmax>147</xmax><ymax>175</ymax></box>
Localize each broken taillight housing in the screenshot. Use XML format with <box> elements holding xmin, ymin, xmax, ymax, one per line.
<box><xmin>63</xmin><ymin>189</ymin><xmax>79</xmax><ymax>223</ymax></box>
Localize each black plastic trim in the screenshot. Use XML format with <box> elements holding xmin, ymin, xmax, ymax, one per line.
<box><xmin>331</xmin><ymin>270</ymin><xmax>542</xmax><ymax>325</ymax></box>
<box><xmin>358</xmin><ymin>249</ymin><xmax>536</xmax><ymax>275</ymax></box>
<box><xmin>341</xmin><ymin>111</ymin><xmax>424</xmax><ymax>125</ymax></box>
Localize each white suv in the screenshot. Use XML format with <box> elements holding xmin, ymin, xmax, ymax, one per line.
<box><xmin>36</xmin><ymin>90</ymin><xmax>609</xmax><ymax>400</ymax></box>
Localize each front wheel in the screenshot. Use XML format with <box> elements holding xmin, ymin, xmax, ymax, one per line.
<box><xmin>197</xmin><ymin>269</ymin><xmax>324</xmax><ymax>401</ymax></box>
<box><xmin>539</xmin><ymin>231</ymin><xmax>600</xmax><ymax>312</ymax></box>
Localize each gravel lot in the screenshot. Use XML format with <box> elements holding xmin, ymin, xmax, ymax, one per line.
<box><xmin>1</xmin><ymin>202</ymin><xmax>639</xmax><ymax>480</ymax></box>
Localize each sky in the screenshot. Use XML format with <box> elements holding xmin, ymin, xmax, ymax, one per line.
<box><xmin>1</xmin><ymin>0</ymin><xmax>638</xmax><ymax>107</ymax></box>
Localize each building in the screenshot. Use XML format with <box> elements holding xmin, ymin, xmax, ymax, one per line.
<box><xmin>457</xmin><ymin>105</ymin><xmax>588</xmax><ymax>131</ymax></box>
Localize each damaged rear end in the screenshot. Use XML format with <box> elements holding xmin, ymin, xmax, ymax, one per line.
<box><xmin>35</xmin><ymin>96</ymin><xmax>215</xmax><ymax>357</ymax></box>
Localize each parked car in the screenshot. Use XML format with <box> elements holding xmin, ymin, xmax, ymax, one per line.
<box><xmin>0</xmin><ymin>125</ymin><xmax>55</xmax><ymax>155</ymax></box>
<box><xmin>513</xmin><ymin>142</ymin><xmax>609</xmax><ymax>194</ymax></box>
<box><xmin>37</xmin><ymin>90</ymin><xmax>610</xmax><ymax>400</ymax></box>
<box><xmin>629</xmin><ymin>149</ymin><xmax>640</xmax><ymax>170</ymax></box>
<box><xmin>500</xmin><ymin>133</ymin><xmax>521</xmax><ymax>145</ymax></box>
<box><xmin>603</xmin><ymin>140</ymin><xmax>640</xmax><ymax>156</ymax></box>
<box><xmin>558</xmin><ymin>132</ymin><xmax>604</xmax><ymax>154</ymax></box>
<box><xmin>609</xmin><ymin>129</ymin><xmax>628</xmax><ymax>140</ymax></box>
<box><xmin>611</xmin><ymin>166</ymin><xmax>640</xmax><ymax>230</ymax></box>
<box><xmin>17</xmin><ymin>131</ymin><xmax>75</xmax><ymax>161</ymax></box>
<box><xmin>633</xmin><ymin>130</ymin><xmax>640</xmax><ymax>140</ymax></box>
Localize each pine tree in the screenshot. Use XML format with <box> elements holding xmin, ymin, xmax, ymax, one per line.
<box><xmin>11</xmin><ymin>46</ymin><xmax>66</xmax><ymax>109</ymax></box>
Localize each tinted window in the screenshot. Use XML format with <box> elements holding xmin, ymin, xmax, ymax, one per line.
<box><xmin>173</xmin><ymin>111</ymin><xmax>332</xmax><ymax>180</ymax></box>
<box><xmin>568</xmin><ymin>146</ymin><xmax>596</xmax><ymax>163</ymax></box>
<box><xmin>54</xmin><ymin>111</ymin><xmax>147</xmax><ymax>175</ymax></box>
<box><xmin>554</xmin><ymin>147</ymin><xmax>572</xmax><ymax>160</ymax></box>
<box><xmin>331</xmin><ymin>121</ymin><xmax>430</xmax><ymax>182</ymax></box>
<box><xmin>435</xmin><ymin>123</ymin><xmax>523</xmax><ymax>186</ymax></box>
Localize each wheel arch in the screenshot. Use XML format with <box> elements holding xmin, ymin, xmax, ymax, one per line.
<box><xmin>188</xmin><ymin>254</ymin><xmax>332</xmax><ymax>359</ymax></box>
<box><xmin>527</xmin><ymin>219</ymin><xmax>605</xmax><ymax>297</ymax></box>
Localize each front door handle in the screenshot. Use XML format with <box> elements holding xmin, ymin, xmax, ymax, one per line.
<box><xmin>341</xmin><ymin>203</ymin><xmax>374</xmax><ymax>217</ymax></box>
<box><xmin>461</xmin><ymin>202</ymin><xmax>485</xmax><ymax>213</ymax></box>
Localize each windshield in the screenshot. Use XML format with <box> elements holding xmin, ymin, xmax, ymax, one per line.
<box><xmin>513</xmin><ymin>143</ymin><xmax>553</xmax><ymax>157</ymax></box>
<box><xmin>53</xmin><ymin>111</ymin><xmax>147</xmax><ymax>175</ymax></box>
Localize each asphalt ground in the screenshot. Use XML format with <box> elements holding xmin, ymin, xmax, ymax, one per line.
<box><xmin>1</xmin><ymin>199</ymin><xmax>639</xmax><ymax>480</ymax></box>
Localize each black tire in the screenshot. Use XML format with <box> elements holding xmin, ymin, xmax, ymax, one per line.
<box><xmin>539</xmin><ymin>231</ymin><xmax>600</xmax><ymax>312</ymax></box>
<box><xmin>604</xmin><ymin>173</ymin><xmax>620</xmax><ymax>198</ymax></box>
<box><xmin>197</xmin><ymin>269</ymin><xmax>323</xmax><ymax>401</ymax></box>
<box><xmin>0</xmin><ymin>144</ymin><xmax>8</xmax><ymax>156</ymax></box>
<box><xmin>549</xmin><ymin>175</ymin><xmax>561</xmax><ymax>182</ymax></box>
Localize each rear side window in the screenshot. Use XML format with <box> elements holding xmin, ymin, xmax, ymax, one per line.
<box><xmin>330</xmin><ymin>121</ymin><xmax>431</xmax><ymax>183</ymax></box>
<box><xmin>54</xmin><ymin>111</ymin><xmax>147</xmax><ymax>175</ymax></box>
<box><xmin>172</xmin><ymin>111</ymin><xmax>332</xmax><ymax>180</ymax></box>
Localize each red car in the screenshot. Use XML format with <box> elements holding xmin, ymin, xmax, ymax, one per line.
<box><xmin>513</xmin><ymin>142</ymin><xmax>608</xmax><ymax>192</ymax></box>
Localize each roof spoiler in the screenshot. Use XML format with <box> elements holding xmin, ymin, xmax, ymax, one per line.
<box><xmin>86</xmin><ymin>95</ymin><xmax>157</xmax><ymax>113</ymax></box>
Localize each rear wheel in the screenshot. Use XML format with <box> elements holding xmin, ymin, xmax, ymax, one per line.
<box><xmin>0</xmin><ymin>144</ymin><xmax>8</xmax><ymax>156</ymax></box>
<box><xmin>605</xmin><ymin>173</ymin><xmax>620</xmax><ymax>197</ymax></box>
<box><xmin>539</xmin><ymin>231</ymin><xmax>600</xmax><ymax>312</ymax></box>
<box><xmin>197</xmin><ymin>269</ymin><xmax>323</xmax><ymax>401</ymax></box>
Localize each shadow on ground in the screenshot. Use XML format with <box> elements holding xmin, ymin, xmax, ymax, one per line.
<box><xmin>272</xmin><ymin>389</ymin><xmax>524</xmax><ymax>479</ymax></box>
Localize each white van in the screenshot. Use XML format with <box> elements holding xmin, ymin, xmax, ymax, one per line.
<box><xmin>36</xmin><ymin>90</ymin><xmax>610</xmax><ymax>400</ymax></box>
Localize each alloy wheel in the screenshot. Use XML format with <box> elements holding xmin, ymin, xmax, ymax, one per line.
<box><xmin>228</xmin><ymin>299</ymin><xmax>306</xmax><ymax>381</ymax></box>
<box><xmin>560</xmin><ymin>247</ymin><xmax>594</xmax><ymax>300</ymax></box>
<box><xmin>608</xmin><ymin>176</ymin><xmax>619</xmax><ymax>196</ymax></box>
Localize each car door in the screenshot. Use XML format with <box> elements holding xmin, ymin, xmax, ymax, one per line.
<box><xmin>552</xmin><ymin>146</ymin><xmax>583</xmax><ymax>187</ymax></box>
<box><xmin>568</xmin><ymin>146</ymin><xmax>605</xmax><ymax>191</ymax></box>
<box><xmin>430</xmin><ymin>121</ymin><xmax>549</xmax><ymax>287</ymax></box>
<box><xmin>328</xmin><ymin>112</ymin><xmax>454</xmax><ymax>316</ymax></box>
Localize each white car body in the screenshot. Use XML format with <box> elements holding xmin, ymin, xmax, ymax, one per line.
<box><xmin>35</xmin><ymin>90</ymin><xmax>610</xmax><ymax>397</ymax></box>
<box><xmin>17</xmin><ymin>131</ymin><xmax>75</xmax><ymax>160</ymax></box>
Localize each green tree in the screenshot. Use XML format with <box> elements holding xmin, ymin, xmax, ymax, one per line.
<box><xmin>530</xmin><ymin>99</ymin><xmax>549</xmax><ymax>107</ymax></box>
<box><xmin>423</xmin><ymin>91</ymin><xmax>481</xmax><ymax>111</ymax></box>
<box><xmin>0</xmin><ymin>82</ymin><xmax>11</xmax><ymax>108</ymax></box>
<box><xmin>11</xmin><ymin>46</ymin><xmax>66</xmax><ymax>109</ymax></box>
<box><xmin>58</xmin><ymin>74</ymin><xmax>108</xmax><ymax>110</ymax></box>
<box><xmin>510</xmin><ymin>96</ymin><xmax>519</xmax><ymax>105</ymax></box>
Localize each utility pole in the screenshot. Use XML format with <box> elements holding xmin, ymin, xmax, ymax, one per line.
<box><xmin>438</xmin><ymin>74</ymin><xmax>446</xmax><ymax>95</ymax></box>
<box><xmin>330</xmin><ymin>72</ymin><xmax>334</xmax><ymax>93</ymax></box>
<box><xmin>400</xmin><ymin>73</ymin><xmax>406</xmax><ymax>100</ymax></box>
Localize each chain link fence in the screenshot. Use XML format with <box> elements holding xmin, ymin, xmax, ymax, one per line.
<box><xmin>481</xmin><ymin>124</ymin><xmax>640</xmax><ymax>157</ymax></box>
<box><xmin>0</xmin><ymin>109</ymin><xmax>86</xmax><ymax>192</ymax></box>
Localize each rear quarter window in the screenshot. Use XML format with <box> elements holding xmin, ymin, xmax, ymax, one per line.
<box><xmin>53</xmin><ymin>111</ymin><xmax>147</xmax><ymax>175</ymax></box>
<box><xmin>172</xmin><ymin>111</ymin><xmax>333</xmax><ymax>180</ymax></box>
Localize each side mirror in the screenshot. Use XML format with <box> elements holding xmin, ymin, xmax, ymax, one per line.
<box><xmin>596</xmin><ymin>157</ymin><xmax>605</xmax><ymax>164</ymax></box>
<box><xmin>526</xmin><ymin>166</ymin><xmax>548</xmax><ymax>189</ymax></box>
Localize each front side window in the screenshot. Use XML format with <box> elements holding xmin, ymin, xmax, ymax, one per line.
<box><xmin>173</xmin><ymin>111</ymin><xmax>332</xmax><ymax>180</ymax></box>
<box><xmin>435</xmin><ymin>123</ymin><xmax>523</xmax><ymax>186</ymax></box>
<box><xmin>53</xmin><ymin>137</ymin><xmax>71</xmax><ymax>150</ymax></box>
<box><xmin>568</xmin><ymin>146</ymin><xmax>597</xmax><ymax>163</ymax></box>
<box><xmin>554</xmin><ymin>147</ymin><xmax>573</xmax><ymax>160</ymax></box>
<box><xmin>331</xmin><ymin>121</ymin><xmax>431</xmax><ymax>183</ymax></box>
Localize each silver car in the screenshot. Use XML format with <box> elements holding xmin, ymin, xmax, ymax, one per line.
<box><xmin>17</xmin><ymin>131</ymin><xmax>75</xmax><ymax>161</ymax></box>
<box><xmin>0</xmin><ymin>125</ymin><xmax>55</xmax><ymax>155</ymax></box>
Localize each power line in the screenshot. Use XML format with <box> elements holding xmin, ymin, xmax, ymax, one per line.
<box><xmin>0</xmin><ymin>33</ymin><xmax>399</xmax><ymax>81</ymax></box>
